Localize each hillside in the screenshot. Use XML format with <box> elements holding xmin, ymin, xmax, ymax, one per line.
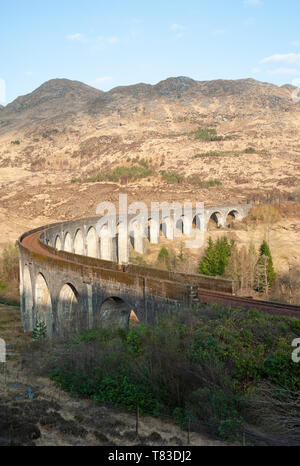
<box><xmin>0</xmin><ymin>76</ymin><xmax>299</xmax><ymax>277</ymax></box>
<box><xmin>0</xmin><ymin>77</ymin><xmax>299</xmax><ymax>183</ymax></box>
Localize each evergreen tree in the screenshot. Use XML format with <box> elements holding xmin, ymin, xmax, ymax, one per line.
<box><xmin>259</xmin><ymin>240</ymin><xmax>276</xmax><ymax>285</ymax></box>
<box><xmin>255</xmin><ymin>240</ymin><xmax>276</xmax><ymax>292</ymax></box>
<box><xmin>199</xmin><ymin>237</ymin><xmax>233</xmax><ymax>276</ymax></box>
<box><xmin>32</xmin><ymin>320</ymin><xmax>47</xmax><ymax>341</ymax></box>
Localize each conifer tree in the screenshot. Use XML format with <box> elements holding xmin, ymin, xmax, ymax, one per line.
<box><xmin>199</xmin><ymin>236</ymin><xmax>233</xmax><ymax>276</ymax></box>
<box><xmin>198</xmin><ymin>237</ymin><xmax>216</xmax><ymax>276</ymax></box>
<box><xmin>255</xmin><ymin>240</ymin><xmax>276</xmax><ymax>292</ymax></box>
<box><xmin>259</xmin><ymin>240</ymin><xmax>276</xmax><ymax>285</ymax></box>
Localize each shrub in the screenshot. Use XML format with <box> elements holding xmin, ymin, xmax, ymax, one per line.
<box><xmin>32</xmin><ymin>321</ymin><xmax>47</xmax><ymax>341</ymax></box>
<box><xmin>38</xmin><ymin>306</ymin><xmax>300</xmax><ymax>443</ymax></box>
<box><xmin>185</xmin><ymin>174</ymin><xmax>199</xmax><ymax>185</ymax></box>
<box><xmin>11</xmin><ymin>140</ymin><xmax>20</xmax><ymax>145</ymax></box>
<box><xmin>137</xmin><ymin>158</ymin><xmax>149</xmax><ymax>169</ymax></box>
<box><xmin>184</xmin><ymin>176</ymin><xmax>222</xmax><ymax>187</ymax></box>
<box><xmin>193</xmin><ymin>128</ymin><xmax>222</xmax><ymax>141</ymax></box>
<box><xmin>205</xmin><ymin>179</ymin><xmax>222</xmax><ymax>187</ymax></box>
<box><xmin>161</xmin><ymin>171</ymin><xmax>183</xmax><ymax>184</ymax></box>
<box><xmin>244</xmin><ymin>147</ymin><xmax>256</xmax><ymax>154</ymax></box>
<box><xmin>86</xmin><ymin>164</ymin><xmax>154</xmax><ymax>183</ymax></box>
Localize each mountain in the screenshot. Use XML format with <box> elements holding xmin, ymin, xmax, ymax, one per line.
<box><xmin>0</xmin><ymin>76</ymin><xmax>296</xmax><ymax>129</ymax></box>
<box><xmin>0</xmin><ymin>79</ymin><xmax>103</xmax><ymax>128</ymax></box>
<box><xmin>0</xmin><ymin>76</ymin><xmax>299</xmax><ymax>201</ymax></box>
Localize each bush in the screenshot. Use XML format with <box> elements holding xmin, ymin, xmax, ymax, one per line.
<box><xmin>161</xmin><ymin>171</ymin><xmax>183</xmax><ymax>184</ymax></box>
<box><xmin>244</xmin><ymin>147</ymin><xmax>256</xmax><ymax>154</ymax></box>
<box><xmin>193</xmin><ymin>128</ymin><xmax>222</xmax><ymax>141</ymax></box>
<box><xmin>205</xmin><ymin>179</ymin><xmax>222</xmax><ymax>187</ymax></box>
<box><xmin>86</xmin><ymin>164</ymin><xmax>154</xmax><ymax>183</ymax></box>
<box><xmin>11</xmin><ymin>140</ymin><xmax>20</xmax><ymax>145</ymax></box>
<box><xmin>32</xmin><ymin>321</ymin><xmax>47</xmax><ymax>341</ymax></box>
<box><xmin>39</xmin><ymin>306</ymin><xmax>300</xmax><ymax>443</ymax></box>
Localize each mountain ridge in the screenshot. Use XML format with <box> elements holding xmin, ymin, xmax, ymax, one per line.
<box><xmin>0</xmin><ymin>75</ymin><xmax>296</xmax><ymax>136</ymax></box>
<box><xmin>0</xmin><ymin>76</ymin><xmax>295</xmax><ymax>113</ymax></box>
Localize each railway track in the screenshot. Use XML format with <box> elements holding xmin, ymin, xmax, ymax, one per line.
<box><xmin>197</xmin><ymin>288</ymin><xmax>300</xmax><ymax>318</ymax></box>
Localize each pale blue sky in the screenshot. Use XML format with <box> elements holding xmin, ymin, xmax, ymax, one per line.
<box><xmin>1</xmin><ymin>0</ymin><xmax>300</xmax><ymax>103</ymax></box>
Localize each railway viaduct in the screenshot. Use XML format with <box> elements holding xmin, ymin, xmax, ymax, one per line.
<box><xmin>18</xmin><ymin>202</ymin><xmax>299</xmax><ymax>339</ymax></box>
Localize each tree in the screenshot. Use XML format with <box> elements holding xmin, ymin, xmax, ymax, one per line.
<box><xmin>255</xmin><ymin>240</ymin><xmax>276</xmax><ymax>293</ymax></box>
<box><xmin>32</xmin><ymin>320</ymin><xmax>47</xmax><ymax>341</ymax></box>
<box><xmin>199</xmin><ymin>237</ymin><xmax>233</xmax><ymax>277</ymax></box>
<box><xmin>225</xmin><ymin>243</ymin><xmax>257</xmax><ymax>296</ymax></box>
<box><xmin>259</xmin><ymin>240</ymin><xmax>276</xmax><ymax>285</ymax></box>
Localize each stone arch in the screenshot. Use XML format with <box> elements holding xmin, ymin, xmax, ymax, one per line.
<box><xmin>74</xmin><ymin>229</ymin><xmax>84</xmax><ymax>256</ymax></box>
<box><xmin>54</xmin><ymin>235</ymin><xmax>62</xmax><ymax>251</ymax></box>
<box><xmin>57</xmin><ymin>283</ymin><xmax>81</xmax><ymax>336</ymax></box>
<box><xmin>97</xmin><ymin>297</ymin><xmax>132</xmax><ymax>330</ymax></box>
<box><xmin>86</xmin><ymin>227</ymin><xmax>99</xmax><ymax>258</ymax></box>
<box><xmin>64</xmin><ymin>232</ymin><xmax>72</xmax><ymax>252</ymax></box>
<box><xmin>35</xmin><ymin>273</ymin><xmax>53</xmax><ymax>336</ymax></box>
<box><xmin>226</xmin><ymin>209</ymin><xmax>242</xmax><ymax>226</ymax></box>
<box><xmin>192</xmin><ymin>214</ymin><xmax>202</xmax><ymax>230</ymax></box>
<box><xmin>175</xmin><ymin>217</ymin><xmax>184</xmax><ymax>237</ymax></box>
<box><xmin>23</xmin><ymin>265</ymin><xmax>33</xmax><ymax>331</ymax></box>
<box><xmin>160</xmin><ymin>217</ymin><xmax>174</xmax><ymax>239</ymax></box>
<box><xmin>208</xmin><ymin>211</ymin><xmax>222</xmax><ymax>229</ymax></box>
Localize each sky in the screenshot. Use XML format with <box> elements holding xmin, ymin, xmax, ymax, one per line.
<box><xmin>1</xmin><ymin>0</ymin><xmax>300</xmax><ymax>104</ymax></box>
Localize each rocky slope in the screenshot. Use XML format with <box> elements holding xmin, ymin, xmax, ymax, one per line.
<box><xmin>0</xmin><ymin>77</ymin><xmax>299</xmax><ymax>184</ymax></box>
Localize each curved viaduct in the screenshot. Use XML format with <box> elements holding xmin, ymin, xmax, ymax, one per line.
<box><xmin>19</xmin><ymin>202</ymin><xmax>299</xmax><ymax>339</ymax></box>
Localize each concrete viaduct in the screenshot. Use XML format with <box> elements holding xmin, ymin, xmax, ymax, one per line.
<box><xmin>18</xmin><ymin>204</ymin><xmax>252</xmax><ymax>338</ymax></box>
